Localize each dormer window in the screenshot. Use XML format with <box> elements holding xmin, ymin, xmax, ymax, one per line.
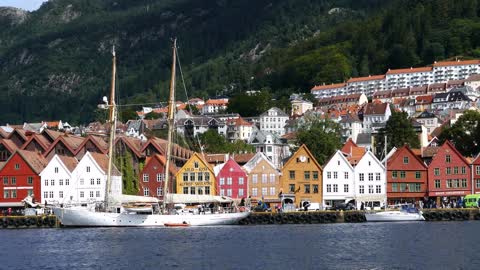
<box><xmin>14</xmin><ymin>164</ymin><xmax>20</xmax><ymax>170</ymax></box>
<box><xmin>403</xmin><ymin>157</ymin><xmax>409</xmax><ymax>164</ymax></box>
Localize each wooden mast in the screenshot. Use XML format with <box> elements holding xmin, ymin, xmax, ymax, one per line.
<box><xmin>163</xmin><ymin>38</ymin><xmax>177</xmax><ymax>211</ymax></box>
<box><xmin>105</xmin><ymin>46</ymin><xmax>117</xmax><ymax>210</ymax></box>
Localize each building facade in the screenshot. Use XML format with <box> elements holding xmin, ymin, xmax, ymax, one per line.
<box><xmin>0</xmin><ymin>150</ymin><xmax>48</xmax><ymax>209</ymax></box>
<box><xmin>259</xmin><ymin>107</ymin><xmax>289</xmax><ymax>136</ymax></box>
<box><xmin>214</xmin><ymin>158</ymin><xmax>248</xmax><ymax>199</ymax></box>
<box><xmin>354</xmin><ymin>151</ymin><xmax>386</xmax><ymax>209</ymax></box>
<box><xmin>386</xmin><ymin>146</ymin><xmax>428</xmax><ymax>205</ymax></box>
<box><xmin>280</xmin><ymin>145</ymin><xmax>323</xmax><ymax>208</ymax></box>
<box><xmin>138</xmin><ymin>154</ymin><xmax>177</xmax><ymax>200</ymax></box>
<box><xmin>322</xmin><ymin>150</ymin><xmax>355</xmax><ymax>208</ymax></box>
<box><xmin>427</xmin><ymin>141</ymin><xmax>471</xmax><ymax>206</ymax></box>
<box><xmin>175</xmin><ymin>153</ymin><xmax>216</xmax><ymax>196</ymax></box>
<box><xmin>243</xmin><ymin>152</ymin><xmax>281</xmax><ymax>208</ymax></box>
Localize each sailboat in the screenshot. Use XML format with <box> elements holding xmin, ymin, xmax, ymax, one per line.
<box><xmin>52</xmin><ymin>40</ymin><xmax>250</xmax><ymax>227</ymax></box>
<box><xmin>364</xmin><ymin>136</ymin><xmax>424</xmax><ymax>222</ymax></box>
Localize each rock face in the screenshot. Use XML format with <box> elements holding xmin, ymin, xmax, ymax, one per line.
<box><xmin>0</xmin><ymin>7</ymin><xmax>28</xmax><ymax>26</ymax></box>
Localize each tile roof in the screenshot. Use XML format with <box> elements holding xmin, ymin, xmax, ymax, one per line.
<box><xmin>227</xmin><ymin>117</ymin><xmax>253</xmax><ymax>127</ymax></box>
<box><xmin>386</xmin><ymin>67</ymin><xmax>432</xmax><ymax>74</ymax></box>
<box><xmin>433</xmin><ymin>59</ymin><xmax>480</xmax><ymax>67</ymax></box>
<box><xmin>364</xmin><ymin>102</ymin><xmax>389</xmax><ymax>115</ymax></box>
<box><xmin>0</xmin><ymin>139</ymin><xmax>18</xmax><ymax>153</ymax></box>
<box><xmin>58</xmin><ymin>155</ymin><xmax>79</xmax><ymax>172</ymax></box>
<box><xmin>347</xmin><ymin>74</ymin><xmax>385</xmax><ymax>83</ymax></box>
<box><xmin>17</xmin><ymin>150</ymin><xmax>49</xmax><ymax>174</ymax></box>
<box><xmin>311</xmin><ymin>83</ymin><xmax>346</xmax><ymax>91</ymax></box>
<box><xmin>89</xmin><ymin>152</ymin><xmax>121</xmax><ymax>176</ymax></box>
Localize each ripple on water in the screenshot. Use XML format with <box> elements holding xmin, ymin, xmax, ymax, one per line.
<box><xmin>0</xmin><ymin>222</ymin><xmax>478</xmax><ymax>270</ymax></box>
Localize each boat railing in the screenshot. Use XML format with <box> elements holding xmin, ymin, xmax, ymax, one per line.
<box><xmin>174</xmin><ymin>206</ymin><xmax>249</xmax><ymax>215</ymax></box>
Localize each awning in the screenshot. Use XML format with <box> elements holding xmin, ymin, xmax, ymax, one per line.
<box><xmin>356</xmin><ymin>195</ymin><xmax>386</xmax><ymax>202</ymax></box>
<box><xmin>164</xmin><ymin>194</ymin><xmax>233</xmax><ymax>204</ymax></box>
<box><xmin>0</xmin><ymin>202</ymin><xmax>24</xmax><ymax>207</ymax></box>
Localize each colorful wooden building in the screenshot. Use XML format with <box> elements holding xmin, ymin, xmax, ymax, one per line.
<box><xmin>473</xmin><ymin>154</ymin><xmax>480</xmax><ymax>194</ymax></box>
<box><xmin>214</xmin><ymin>158</ymin><xmax>248</xmax><ymax>199</ymax></box>
<box><xmin>427</xmin><ymin>141</ymin><xmax>471</xmax><ymax>206</ymax></box>
<box><xmin>243</xmin><ymin>152</ymin><xmax>281</xmax><ymax>208</ymax></box>
<box><xmin>0</xmin><ymin>150</ymin><xmax>48</xmax><ymax>209</ymax></box>
<box><xmin>386</xmin><ymin>145</ymin><xmax>428</xmax><ymax>205</ymax></box>
<box><xmin>175</xmin><ymin>152</ymin><xmax>215</xmax><ymax>196</ymax></box>
<box><xmin>139</xmin><ymin>154</ymin><xmax>177</xmax><ymax>200</ymax></box>
<box><xmin>280</xmin><ymin>145</ymin><xmax>323</xmax><ymax>208</ymax></box>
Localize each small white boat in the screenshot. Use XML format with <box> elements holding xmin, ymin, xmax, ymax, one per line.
<box><xmin>365</xmin><ymin>210</ymin><xmax>425</xmax><ymax>222</ymax></box>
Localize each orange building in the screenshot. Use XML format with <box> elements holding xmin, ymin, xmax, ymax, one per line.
<box><xmin>280</xmin><ymin>145</ymin><xmax>323</xmax><ymax>208</ymax></box>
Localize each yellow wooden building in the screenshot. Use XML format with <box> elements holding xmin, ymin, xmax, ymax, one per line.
<box><xmin>280</xmin><ymin>144</ymin><xmax>323</xmax><ymax>208</ymax></box>
<box><xmin>175</xmin><ymin>152</ymin><xmax>216</xmax><ymax>196</ymax></box>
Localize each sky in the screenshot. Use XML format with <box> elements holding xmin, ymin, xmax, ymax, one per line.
<box><xmin>0</xmin><ymin>0</ymin><xmax>47</xmax><ymax>11</ymax></box>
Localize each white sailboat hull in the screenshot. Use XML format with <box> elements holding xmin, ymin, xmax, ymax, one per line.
<box><xmin>365</xmin><ymin>211</ymin><xmax>425</xmax><ymax>222</ymax></box>
<box><xmin>53</xmin><ymin>207</ymin><xmax>250</xmax><ymax>227</ymax></box>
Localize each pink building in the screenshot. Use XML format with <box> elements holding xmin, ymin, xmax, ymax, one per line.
<box><xmin>214</xmin><ymin>158</ymin><xmax>248</xmax><ymax>199</ymax></box>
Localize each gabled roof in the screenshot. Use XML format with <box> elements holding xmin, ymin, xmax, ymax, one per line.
<box><xmin>243</xmin><ymin>152</ymin><xmax>278</xmax><ymax>173</ymax></box>
<box><xmin>364</xmin><ymin>102</ymin><xmax>389</xmax><ymax>115</ymax></box>
<box><xmin>324</xmin><ymin>150</ymin><xmax>354</xmax><ymax>171</ymax></box>
<box><xmin>0</xmin><ymin>128</ymin><xmax>10</xmax><ymax>139</ymax></box>
<box><xmin>432</xmin><ymin>140</ymin><xmax>469</xmax><ymax>166</ymax></box>
<box><xmin>89</xmin><ymin>152</ymin><xmax>121</xmax><ymax>176</ymax></box>
<box><xmin>76</xmin><ymin>135</ymin><xmax>108</xmax><ymax>154</ymax></box>
<box><xmin>357</xmin><ymin>150</ymin><xmax>385</xmax><ymax>170</ymax></box>
<box><xmin>283</xmin><ymin>144</ymin><xmax>322</xmax><ymax>170</ymax></box>
<box><xmin>43</xmin><ymin>135</ymin><xmax>82</xmax><ymax>157</ymax></box>
<box><xmin>205</xmin><ymin>153</ymin><xmax>255</xmax><ymax>166</ymax></box>
<box><xmin>259</xmin><ymin>107</ymin><xmax>289</xmax><ymax>118</ymax></box>
<box><xmin>21</xmin><ymin>134</ymin><xmax>51</xmax><ymax>151</ymax></box>
<box><xmin>1</xmin><ymin>150</ymin><xmax>49</xmax><ymax>174</ymax></box>
<box><xmin>0</xmin><ymin>139</ymin><xmax>18</xmax><ymax>153</ymax></box>
<box><xmin>57</xmin><ymin>155</ymin><xmax>79</xmax><ymax>172</ymax></box>
<box><xmin>144</xmin><ymin>154</ymin><xmax>178</xmax><ymax>176</ymax></box>
<box><xmin>341</xmin><ymin>139</ymin><xmax>366</xmax><ymax>166</ymax></box>
<box><xmin>114</xmin><ymin>136</ymin><xmax>145</xmax><ymax>158</ymax></box>
<box><xmin>387</xmin><ymin>145</ymin><xmax>427</xmax><ymax>170</ymax></box>
<box><xmin>8</xmin><ymin>128</ymin><xmax>28</xmax><ymax>142</ymax></box>
<box><xmin>226</xmin><ymin>117</ymin><xmax>253</xmax><ymax>127</ymax></box>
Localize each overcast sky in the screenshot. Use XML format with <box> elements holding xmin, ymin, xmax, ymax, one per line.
<box><xmin>0</xmin><ymin>0</ymin><xmax>47</xmax><ymax>11</ymax></box>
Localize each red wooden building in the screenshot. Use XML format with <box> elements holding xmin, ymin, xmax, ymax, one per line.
<box><xmin>138</xmin><ymin>154</ymin><xmax>177</xmax><ymax>200</ymax></box>
<box><xmin>214</xmin><ymin>158</ymin><xmax>248</xmax><ymax>199</ymax></box>
<box><xmin>386</xmin><ymin>145</ymin><xmax>428</xmax><ymax>205</ymax></box>
<box><xmin>427</xmin><ymin>141</ymin><xmax>471</xmax><ymax>206</ymax></box>
<box><xmin>473</xmin><ymin>154</ymin><xmax>480</xmax><ymax>194</ymax></box>
<box><xmin>0</xmin><ymin>150</ymin><xmax>48</xmax><ymax>209</ymax></box>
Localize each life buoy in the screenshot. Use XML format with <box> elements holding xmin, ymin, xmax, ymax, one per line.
<box><xmin>239</xmin><ymin>206</ymin><xmax>246</xmax><ymax>212</ymax></box>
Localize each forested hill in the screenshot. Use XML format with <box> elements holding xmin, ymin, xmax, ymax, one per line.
<box><xmin>0</xmin><ymin>0</ymin><xmax>479</xmax><ymax>124</ymax></box>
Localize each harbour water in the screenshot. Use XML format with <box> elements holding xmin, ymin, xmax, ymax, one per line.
<box><xmin>0</xmin><ymin>221</ymin><xmax>478</xmax><ymax>270</ymax></box>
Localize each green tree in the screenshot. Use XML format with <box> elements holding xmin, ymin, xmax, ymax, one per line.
<box><xmin>438</xmin><ymin>110</ymin><xmax>480</xmax><ymax>157</ymax></box>
<box><xmin>294</xmin><ymin>117</ymin><xmax>342</xmax><ymax>165</ymax></box>
<box><xmin>375</xmin><ymin>111</ymin><xmax>420</xmax><ymax>157</ymax></box>
<box><xmin>198</xmin><ymin>129</ymin><xmax>254</xmax><ymax>154</ymax></box>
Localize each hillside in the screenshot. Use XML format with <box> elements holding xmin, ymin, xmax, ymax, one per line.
<box><xmin>0</xmin><ymin>0</ymin><xmax>479</xmax><ymax>123</ymax></box>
